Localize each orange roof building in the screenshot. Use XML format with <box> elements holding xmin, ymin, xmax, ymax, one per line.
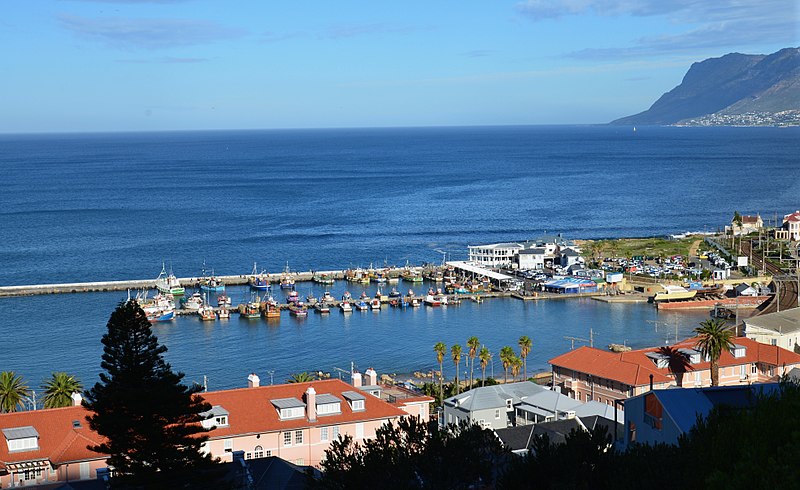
<box><xmin>0</xmin><ymin>375</ymin><xmax>432</xmax><ymax>487</ymax></box>
<box><xmin>549</xmin><ymin>336</ymin><xmax>800</xmax><ymax>408</ymax></box>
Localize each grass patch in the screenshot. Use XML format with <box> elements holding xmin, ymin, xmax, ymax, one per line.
<box><xmin>583</xmin><ymin>237</ymin><xmax>697</xmax><ymax>260</ymax></box>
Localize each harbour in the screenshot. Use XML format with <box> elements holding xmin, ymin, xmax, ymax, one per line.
<box><xmin>1</xmin><ymin>126</ymin><xmax>798</xmax><ymax>395</ymax></box>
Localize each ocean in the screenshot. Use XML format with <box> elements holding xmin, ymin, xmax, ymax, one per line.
<box><xmin>1</xmin><ymin>125</ymin><xmax>798</xmax><ymax>393</ymax></box>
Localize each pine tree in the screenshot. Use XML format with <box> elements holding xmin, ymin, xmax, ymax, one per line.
<box><xmin>83</xmin><ymin>300</ymin><xmax>222</xmax><ymax>488</ymax></box>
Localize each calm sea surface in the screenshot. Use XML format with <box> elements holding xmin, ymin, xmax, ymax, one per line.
<box><xmin>1</xmin><ymin>126</ymin><xmax>798</xmax><ymax>392</ymax></box>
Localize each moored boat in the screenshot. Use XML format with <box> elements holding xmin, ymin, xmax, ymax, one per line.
<box><xmin>216</xmin><ymin>293</ymin><xmax>232</xmax><ymax>308</ymax></box>
<box><xmin>218</xmin><ymin>307</ymin><xmax>230</xmax><ymax>319</ymax></box>
<box><xmin>200</xmin><ymin>276</ymin><xmax>225</xmax><ymax>293</ymax></box>
<box><xmin>182</xmin><ymin>292</ymin><xmax>204</xmax><ymax>310</ymax></box>
<box><xmin>198</xmin><ymin>304</ymin><xmax>217</xmax><ymax>321</ymax></box>
<box><xmin>315</xmin><ymin>303</ymin><xmax>331</xmax><ymax>314</ymax></box>
<box><xmin>355</xmin><ymin>300</ymin><xmax>369</xmax><ymax>311</ymax></box>
<box><xmin>280</xmin><ymin>263</ymin><xmax>295</xmax><ymax>289</ymax></box>
<box><xmin>339</xmin><ymin>300</ymin><xmax>353</xmax><ymax>313</ymax></box>
<box><xmin>652</xmin><ymin>285</ymin><xmax>698</xmax><ymax>302</ymax></box>
<box><xmin>249</xmin><ymin>263</ymin><xmax>271</xmax><ymax>291</ymax></box>
<box><xmin>313</xmin><ymin>272</ymin><xmax>335</xmax><ymax>285</ymax></box>
<box><xmin>370</xmin><ymin>298</ymin><xmax>381</xmax><ymax>310</ymax></box>
<box><xmin>289</xmin><ymin>302</ymin><xmax>308</xmax><ymax>317</ymax></box>
<box><xmin>261</xmin><ymin>296</ymin><xmax>281</xmax><ymax>319</ymax></box>
<box><xmin>155</xmin><ymin>264</ymin><xmax>185</xmax><ymax>296</ymax></box>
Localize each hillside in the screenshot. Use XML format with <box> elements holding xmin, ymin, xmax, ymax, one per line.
<box><xmin>612</xmin><ymin>47</ymin><xmax>800</xmax><ymax>125</ymax></box>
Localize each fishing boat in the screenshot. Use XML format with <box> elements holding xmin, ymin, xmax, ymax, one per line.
<box><xmin>306</xmin><ymin>294</ymin><xmax>318</xmax><ymax>305</ymax></box>
<box><xmin>342</xmin><ymin>291</ymin><xmax>353</xmax><ymax>301</ymax></box>
<box><xmin>652</xmin><ymin>285</ymin><xmax>698</xmax><ymax>302</ymax></box>
<box><xmin>141</xmin><ymin>292</ymin><xmax>176</xmax><ymax>323</ymax></box>
<box><xmin>286</xmin><ymin>289</ymin><xmax>300</xmax><ymax>304</ymax></box>
<box><xmin>261</xmin><ymin>296</ymin><xmax>281</xmax><ymax>319</ymax></box>
<box><xmin>339</xmin><ymin>300</ymin><xmax>353</xmax><ymax>313</ymax></box>
<box><xmin>240</xmin><ymin>297</ymin><xmax>261</xmax><ymax>319</ymax></box>
<box><xmin>344</xmin><ymin>268</ymin><xmax>370</xmax><ymax>284</ymax></box>
<box><xmin>198</xmin><ymin>304</ymin><xmax>216</xmax><ymax>321</ymax></box>
<box><xmin>370</xmin><ymin>298</ymin><xmax>381</xmax><ymax>310</ymax></box>
<box><xmin>321</xmin><ymin>291</ymin><xmax>335</xmax><ymax>303</ymax></box>
<box><xmin>289</xmin><ymin>302</ymin><xmax>308</xmax><ymax>317</ymax></box>
<box><xmin>710</xmin><ymin>304</ymin><xmax>736</xmax><ymax>319</ymax></box>
<box><xmin>280</xmin><ymin>263</ymin><xmax>296</xmax><ymax>289</ymax></box>
<box><xmin>424</xmin><ymin>293</ymin><xmax>441</xmax><ymax>307</ymax></box>
<box><xmin>216</xmin><ymin>293</ymin><xmax>232</xmax><ymax>308</ymax></box>
<box><xmin>315</xmin><ymin>302</ymin><xmax>331</xmax><ymax>314</ymax></box>
<box><xmin>437</xmin><ymin>293</ymin><xmax>449</xmax><ymax>306</ymax></box>
<box><xmin>182</xmin><ymin>292</ymin><xmax>204</xmax><ymax>310</ymax></box>
<box><xmin>313</xmin><ymin>272</ymin><xmax>335</xmax><ymax>285</ymax></box>
<box><xmin>402</xmin><ymin>269</ymin><xmax>424</xmax><ymax>283</ymax></box>
<box><xmin>200</xmin><ymin>275</ymin><xmax>225</xmax><ymax>293</ymax></box>
<box><xmin>218</xmin><ymin>307</ymin><xmax>230</xmax><ymax>319</ymax></box>
<box><xmin>155</xmin><ymin>264</ymin><xmax>185</xmax><ymax>296</ymax></box>
<box><xmin>388</xmin><ymin>288</ymin><xmax>401</xmax><ymax>298</ymax></box>
<box><xmin>355</xmin><ymin>300</ymin><xmax>369</xmax><ymax>311</ymax></box>
<box><xmin>249</xmin><ymin>263</ymin><xmax>271</xmax><ymax>291</ymax></box>
<box><xmin>472</xmin><ymin>295</ymin><xmax>483</xmax><ymax>304</ymax></box>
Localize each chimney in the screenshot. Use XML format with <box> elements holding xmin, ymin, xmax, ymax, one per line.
<box><xmin>351</xmin><ymin>370</ymin><xmax>362</xmax><ymax>388</ymax></box>
<box><xmin>649</xmin><ymin>374</ymin><xmax>654</xmax><ymax>391</ymax></box>
<box><xmin>248</xmin><ymin>373</ymin><xmax>260</xmax><ymax>388</ymax></box>
<box><xmin>365</xmin><ymin>367</ymin><xmax>377</xmax><ymax>386</ymax></box>
<box><xmin>565</xmin><ymin>410</ymin><xmax>576</xmax><ymax>420</ymax></box>
<box><xmin>71</xmin><ymin>392</ymin><xmax>83</xmax><ymax>406</ymax></box>
<box><xmin>305</xmin><ymin>386</ymin><xmax>317</xmax><ymax>422</ymax></box>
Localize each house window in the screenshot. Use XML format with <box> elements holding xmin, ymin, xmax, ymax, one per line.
<box><xmin>295</xmin><ymin>459</ymin><xmax>305</xmax><ymax>465</ymax></box>
<box><xmin>246</xmin><ymin>452</ymin><xmax>252</xmax><ymax>460</ymax></box>
<box><xmin>751</xmin><ymin>364</ymin><xmax>758</xmax><ymax>374</ymax></box>
<box><xmin>280</xmin><ymin>407</ymin><xmax>305</xmax><ymax>420</ymax></box>
<box><xmin>317</xmin><ymin>402</ymin><xmax>342</xmax><ymax>415</ymax></box>
<box><xmin>23</xmin><ymin>468</ymin><xmax>42</xmax><ymax>480</ymax></box>
<box><xmin>356</xmin><ymin>423</ymin><xmax>364</xmax><ymax>439</ymax></box>
<box><xmin>265</xmin><ymin>449</ymin><xmax>272</xmax><ymax>457</ymax></box>
<box><xmin>224</xmin><ymin>439</ymin><xmax>233</xmax><ymax>452</ymax></box>
<box><xmin>506</xmin><ymin>399</ymin><xmax>513</xmax><ymax>409</ymax></box>
<box><xmin>6</xmin><ymin>436</ymin><xmax>38</xmax><ymax>452</ymax></box>
<box><xmin>254</xmin><ymin>445</ymin><xmax>264</xmax><ymax>458</ymax></box>
<box><xmin>214</xmin><ymin>415</ymin><xmax>228</xmax><ymax>426</ymax></box>
<box><xmin>295</xmin><ymin>429</ymin><xmax>303</xmax><ymax>445</ymax></box>
<box><xmin>320</xmin><ymin>427</ymin><xmax>329</xmax><ymax>442</ymax></box>
<box><xmin>332</xmin><ymin>426</ymin><xmax>340</xmax><ymax>439</ymax></box>
<box><xmin>352</xmin><ymin>399</ymin><xmax>365</xmax><ymax>411</ymax></box>
<box><xmin>283</xmin><ymin>432</ymin><xmax>292</xmax><ymax>446</ymax></box>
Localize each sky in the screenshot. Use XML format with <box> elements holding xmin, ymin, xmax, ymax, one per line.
<box><xmin>2</xmin><ymin>0</ymin><xmax>797</xmax><ymax>132</ymax></box>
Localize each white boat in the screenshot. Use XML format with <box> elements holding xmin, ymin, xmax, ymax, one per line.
<box><xmin>653</xmin><ymin>285</ymin><xmax>698</xmax><ymax>302</ymax></box>
<box><xmin>355</xmin><ymin>300</ymin><xmax>369</xmax><ymax>311</ymax></box>
<box><xmin>339</xmin><ymin>301</ymin><xmax>353</xmax><ymax>313</ymax></box>
<box><xmin>155</xmin><ymin>264</ymin><xmax>184</xmax><ymax>296</ymax></box>
<box><xmin>218</xmin><ymin>308</ymin><xmax>230</xmax><ymax>319</ymax></box>
<box><xmin>370</xmin><ymin>298</ymin><xmax>381</xmax><ymax>310</ymax></box>
<box><xmin>182</xmin><ymin>292</ymin><xmax>203</xmax><ymax>310</ymax></box>
<box><xmin>424</xmin><ymin>294</ymin><xmax>441</xmax><ymax>307</ymax></box>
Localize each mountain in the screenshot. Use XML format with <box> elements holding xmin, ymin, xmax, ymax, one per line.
<box><xmin>611</xmin><ymin>47</ymin><xmax>800</xmax><ymax>125</ymax></box>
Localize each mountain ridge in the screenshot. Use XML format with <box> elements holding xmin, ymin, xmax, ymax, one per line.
<box><xmin>612</xmin><ymin>47</ymin><xmax>800</xmax><ymax>125</ymax></box>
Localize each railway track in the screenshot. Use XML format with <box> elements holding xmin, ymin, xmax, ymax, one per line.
<box><xmin>741</xmin><ymin>240</ymin><xmax>798</xmax><ymax>315</ymax></box>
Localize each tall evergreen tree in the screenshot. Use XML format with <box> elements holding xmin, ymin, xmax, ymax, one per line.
<box><xmin>83</xmin><ymin>300</ymin><xmax>221</xmax><ymax>488</ymax></box>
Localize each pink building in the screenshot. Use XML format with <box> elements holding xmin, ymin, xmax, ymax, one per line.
<box><xmin>549</xmin><ymin>336</ymin><xmax>800</xmax><ymax>408</ymax></box>
<box><xmin>0</xmin><ymin>374</ymin><xmax>432</xmax><ymax>486</ymax></box>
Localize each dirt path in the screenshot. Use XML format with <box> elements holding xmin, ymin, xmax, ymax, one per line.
<box><xmin>688</xmin><ymin>238</ymin><xmax>703</xmax><ymax>257</ymax></box>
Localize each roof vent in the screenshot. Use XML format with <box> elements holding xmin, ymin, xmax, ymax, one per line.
<box><xmin>72</xmin><ymin>420</ymin><xmax>82</xmax><ymax>429</ymax></box>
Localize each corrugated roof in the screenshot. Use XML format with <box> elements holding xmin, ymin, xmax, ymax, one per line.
<box><xmin>2</xmin><ymin>426</ymin><xmax>39</xmax><ymax>440</ymax></box>
<box><xmin>744</xmin><ymin>307</ymin><xmax>800</xmax><ymax>334</ymax></box>
<box><xmin>271</xmin><ymin>398</ymin><xmax>305</xmax><ymax>410</ymax></box>
<box><xmin>315</xmin><ymin>394</ymin><xmax>341</xmax><ymax>405</ymax></box>
<box><xmin>341</xmin><ymin>391</ymin><xmax>365</xmax><ymax>401</ymax></box>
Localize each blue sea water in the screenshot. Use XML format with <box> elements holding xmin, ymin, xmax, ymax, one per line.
<box><xmin>1</xmin><ymin>125</ymin><xmax>798</xmax><ymax>393</ymax></box>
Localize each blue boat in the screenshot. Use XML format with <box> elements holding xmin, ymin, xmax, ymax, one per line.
<box><xmin>249</xmin><ymin>262</ymin><xmax>271</xmax><ymax>291</ymax></box>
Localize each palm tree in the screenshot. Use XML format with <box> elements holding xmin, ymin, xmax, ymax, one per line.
<box><xmin>42</xmin><ymin>372</ymin><xmax>83</xmax><ymax>409</ymax></box>
<box><xmin>287</xmin><ymin>372</ymin><xmax>314</xmax><ymax>383</ymax></box>
<box><xmin>510</xmin><ymin>356</ymin><xmax>523</xmax><ymax>381</ymax></box>
<box><xmin>466</xmin><ymin>336</ymin><xmax>480</xmax><ymax>389</ymax></box>
<box><xmin>479</xmin><ymin>346</ymin><xmax>492</xmax><ymax>387</ymax></box>
<box><xmin>656</xmin><ymin>346</ymin><xmax>692</xmax><ymax>387</ymax></box>
<box><xmin>0</xmin><ymin>371</ymin><xmax>29</xmax><ymax>413</ymax></box>
<box><xmin>434</xmin><ymin>342</ymin><xmax>446</xmax><ymax>405</ymax></box>
<box><xmin>499</xmin><ymin>346</ymin><xmax>515</xmax><ymax>383</ymax></box>
<box><xmin>518</xmin><ymin>335</ymin><xmax>532</xmax><ymax>381</ymax></box>
<box><xmin>695</xmin><ymin>318</ymin><xmax>736</xmax><ymax>386</ymax></box>
<box><xmin>451</xmin><ymin>344</ymin><xmax>463</xmax><ymax>395</ymax></box>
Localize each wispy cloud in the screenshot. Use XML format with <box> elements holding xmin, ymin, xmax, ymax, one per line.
<box><xmin>516</xmin><ymin>0</ymin><xmax>798</xmax><ymax>59</ymax></box>
<box><xmin>58</xmin><ymin>14</ymin><xmax>244</xmax><ymax>50</ymax></box>
<box><xmin>322</xmin><ymin>23</ymin><xmax>428</xmax><ymax>40</ymax></box>
<box><xmin>115</xmin><ymin>56</ymin><xmax>208</xmax><ymax>63</ymax></box>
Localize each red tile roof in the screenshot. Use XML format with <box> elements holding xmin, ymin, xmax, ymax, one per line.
<box><xmin>549</xmin><ymin>337</ymin><xmax>800</xmax><ymax>387</ymax></box>
<box><xmin>784</xmin><ymin>211</ymin><xmax>800</xmax><ymax>223</ymax></box>
<box><xmin>194</xmin><ymin>379</ymin><xmax>410</xmax><ymax>439</ymax></box>
<box><xmin>0</xmin><ymin>406</ymin><xmax>106</xmax><ymax>469</ymax></box>
<box><xmin>0</xmin><ymin>378</ymin><xmax>424</xmax><ymax>469</ymax></box>
<box><xmin>741</xmin><ymin>215</ymin><xmax>760</xmax><ymax>224</ymax></box>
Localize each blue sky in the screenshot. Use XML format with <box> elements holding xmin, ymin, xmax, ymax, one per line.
<box><xmin>2</xmin><ymin>0</ymin><xmax>797</xmax><ymax>132</ymax></box>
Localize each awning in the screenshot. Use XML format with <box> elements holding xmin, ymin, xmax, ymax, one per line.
<box><xmin>446</xmin><ymin>261</ymin><xmax>514</xmax><ymax>281</ymax></box>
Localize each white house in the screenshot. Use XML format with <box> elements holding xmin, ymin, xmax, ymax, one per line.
<box><xmin>783</xmin><ymin>211</ymin><xmax>800</xmax><ymax>241</ymax></box>
<box><xmin>468</xmin><ymin>243</ymin><xmax>524</xmax><ymax>268</ymax></box>
<box><xmin>743</xmin><ymin>307</ymin><xmax>800</xmax><ymax>352</ymax></box>
<box><xmin>517</xmin><ymin>248</ymin><xmax>546</xmax><ymax>270</ymax></box>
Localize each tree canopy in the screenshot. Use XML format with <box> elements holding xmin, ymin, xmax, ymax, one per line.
<box><xmin>83</xmin><ymin>300</ymin><xmax>222</xmax><ymax>488</ymax></box>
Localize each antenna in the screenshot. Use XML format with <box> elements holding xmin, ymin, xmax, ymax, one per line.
<box><xmin>563</xmin><ymin>329</ymin><xmax>593</xmax><ymax>349</ymax></box>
